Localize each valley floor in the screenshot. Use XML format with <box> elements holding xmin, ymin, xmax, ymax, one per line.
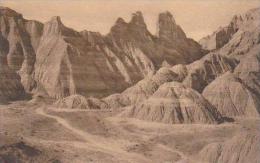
<box><xmin>0</xmin><ymin>101</ymin><xmax>259</xmax><ymax>163</ymax></box>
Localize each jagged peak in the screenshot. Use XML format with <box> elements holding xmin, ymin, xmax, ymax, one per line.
<box><xmin>25</xmin><ymin>19</ymin><xmax>44</xmax><ymax>27</ymax></box>
<box><xmin>157</xmin><ymin>10</ymin><xmax>187</xmax><ymax>41</ymax></box>
<box><xmin>43</xmin><ymin>16</ymin><xmax>78</xmax><ymax>37</ymax></box>
<box><xmin>81</xmin><ymin>30</ymin><xmax>101</xmax><ymax>35</ymax></box>
<box><xmin>130</xmin><ymin>11</ymin><xmax>146</xmax><ymax>27</ymax></box>
<box><xmin>116</xmin><ymin>17</ymin><xmax>126</xmax><ymax>24</ymax></box>
<box><xmin>49</xmin><ymin>16</ymin><xmax>63</xmax><ymax>25</ymax></box>
<box><xmin>158</xmin><ymin>11</ymin><xmax>176</xmax><ymax>25</ymax></box>
<box><xmin>132</xmin><ymin>11</ymin><xmax>143</xmax><ymax>17</ymax></box>
<box><xmin>0</xmin><ymin>6</ymin><xmax>22</xmax><ymax>18</ymax></box>
<box><xmin>80</xmin><ymin>30</ymin><xmax>103</xmax><ymax>39</ymax></box>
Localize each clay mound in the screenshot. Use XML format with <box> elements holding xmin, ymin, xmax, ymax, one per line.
<box><xmin>105</xmin><ymin>53</ymin><xmax>237</xmax><ymax>109</ymax></box>
<box><xmin>120</xmin><ymin>82</ymin><xmax>222</xmax><ymax>124</ymax></box>
<box><xmin>55</xmin><ymin>94</ymin><xmax>108</xmax><ymax>109</ymax></box>
<box><xmin>202</xmin><ymin>72</ymin><xmax>260</xmax><ymax>117</ymax></box>
<box><xmin>104</xmin><ymin>65</ymin><xmax>186</xmax><ymax>108</ymax></box>
<box><xmin>197</xmin><ymin>131</ymin><xmax>260</xmax><ymax>163</ymax></box>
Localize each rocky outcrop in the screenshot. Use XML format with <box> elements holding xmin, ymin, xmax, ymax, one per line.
<box><xmin>104</xmin><ymin>65</ymin><xmax>186</xmax><ymax>108</ymax></box>
<box><xmin>234</xmin><ymin>45</ymin><xmax>260</xmax><ymax>97</ymax></box>
<box><xmin>105</xmin><ymin>53</ymin><xmax>238</xmax><ymax>108</ymax></box>
<box><xmin>0</xmin><ymin>65</ymin><xmax>25</xmax><ymax>102</ymax></box>
<box><xmin>0</xmin><ymin>8</ymin><xmax>26</xmax><ymax>102</ymax></box>
<box><xmin>0</xmin><ymin>7</ymin><xmax>206</xmax><ymax>100</ymax></box>
<box><xmin>34</xmin><ymin>15</ymin><xmax>149</xmax><ymax>98</ymax></box>
<box><xmin>120</xmin><ymin>82</ymin><xmax>222</xmax><ymax>124</ymax></box>
<box><xmin>199</xmin><ymin>22</ymin><xmax>238</xmax><ymax>51</ymax></box>
<box><xmin>199</xmin><ymin>8</ymin><xmax>260</xmax><ymax>57</ymax></box>
<box><xmin>199</xmin><ymin>30</ymin><xmax>219</xmax><ymax>51</ymax></box>
<box><xmin>197</xmin><ymin>131</ymin><xmax>260</xmax><ymax>163</ymax></box>
<box><xmin>202</xmin><ymin>72</ymin><xmax>260</xmax><ymax>117</ymax></box>
<box><xmin>54</xmin><ymin>94</ymin><xmax>108</xmax><ymax>109</ymax></box>
<box><xmin>0</xmin><ymin>7</ymin><xmax>42</xmax><ymax>92</ymax></box>
<box><xmin>33</xmin><ymin>10</ymin><xmax>205</xmax><ymax>99</ymax></box>
<box><xmin>183</xmin><ymin>53</ymin><xmax>238</xmax><ymax>92</ymax></box>
<box><xmin>199</xmin><ymin>9</ymin><xmax>260</xmax><ymax>118</ymax></box>
<box><xmin>158</xmin><ymin>11</ymin><xmax>206</xmax><ymax>63</ymax></box>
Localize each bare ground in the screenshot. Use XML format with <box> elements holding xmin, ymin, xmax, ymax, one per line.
<box><xmin>0</xmin><ymin>101</ymin><xmax>259</xmax><ymax>163</ymax></box>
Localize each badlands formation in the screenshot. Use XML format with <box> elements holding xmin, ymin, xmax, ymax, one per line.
<box><xmin>0</xmin><ymin>6</ymin><xmax>260</xmax><ymax>163</ymax></box>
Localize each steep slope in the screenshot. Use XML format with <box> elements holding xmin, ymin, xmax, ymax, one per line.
<box><xmin>198</xmin><ymin>8</ymin><xmax>260</xmax><ymax>118</ymax></box>
<box><xmin>104</xmin><ymin>65</ymin><xmax>186</xmax><ymax>108</ymax></box>
<box><xmin>234</xmin><ymin>45</ymin><xmax>260</xmax><ymax>97</ymax></box>
<box><xmin>120</xmin><ymin>82</ymin><xmax>222</xmax><ymax>124</ymax></box>
<box><xmin>0</xmin><ymin>7</ymin><xmax>30</xmax><ymax>102</ymax></box>
<box><xmin>183</xmin><ymin>53</ymin><xmax>238</xmax><ymax>92</ymax></box>
<box><xmin>104</xmin><ymin>53</ymin><xmax>237</xmax><ymax>108</ymax></box>
<box><xmin>202</xmin><ymin>72</ymin><xmax>260</xmax><ymax>117</ymax></box>
<box><xmin>199</xmin><ymin>22</ymin><xmax>238</xmax><ymax>51</ymax></box>
<box><xmin>0</xmin><ymin>65</ymin><xmax>25</xmax><ymax>102</ymax></box>
<box><xmin>34</xmin><ymin>16</ymin><xmax>144</xmax><ymax>98</ymax></box>
<box><xmin>34</xmin><ymin>11</ymin><xmax>205</xmax><ymax>99</ymax></box>
<box><xmin>199</xmin><ymin>8</ymin><xmax>260</xmax><ymax>57</ymax></box>
<box><xmin>197</xmin><ymin>131</ymin><xmax>260</xmax><ymax>163</ymax></box>
<box><xmin>157</xmin><ymin>11</ymin><xmax>206</xmax><ymax>63</ymax></box>
<box><xmin>0</xmin><ymin>7</ymin><xmax>43</xmax><ymax>92</ymax></box>
<box><xmin>0</xmin><ymin>7</ymin><xmax>206</xmax><ymax>100</ymax></box>
<box><xmin>107</xmin><ymin>7</ymin><xmax>259</xmax><ymax>114</ymax></box>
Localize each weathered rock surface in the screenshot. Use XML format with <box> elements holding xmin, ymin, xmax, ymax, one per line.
<box><xmin>197</xmin><ymin>131</ymin><xmax>260</xmax><ymax>163</ymax></box>
<box><xmin>234</xmin><ymin>45</ymin><xmax>260</xmax><ymax>97</ymax></box>
<box><xmin>105</xmin><ymin>53</ymin><xmax>237</xmax><ymax>108</ymax></box>
<box><xmin>0</xmin><ymin>7</ymin><xmax>42</xmax><ymax>92</ymax></box>
<box><xmin>157</xmin><ymin>11</ymin><xmax>206</xmax><ymax>63</ymax></box>
<box><xmin>202</xmin><ymin>72</ymin><xmax>260</xmax><ymax>117</ymax></box>
<box><xmin>0</xmin><ymin>65</ymin><xmax>25</xmax><ymax>102</ymax></box>
<box><xmin>34</xmin><ymin>15</ymin><xmax>153</xmax><ymax>98</ymax></box>
<box><xmin>33</xmin><ymin>10</ymin><xmax>205</xmax><ymax>99</ymax></box>
<box><xmin>120</xmin><ymin>82</ymin><xmax>222</xmax><ymax>124</ymax></box>
<box><xmin>0</xmin><ymin>7</ymin><xmax>27</xmax><ymax>102</ymax></box>
<box><xmin>198</xmin><ymin>8</ymin><xmax>260</xmax><ymax>118</ymax></box>
<box><xmin>0</xmin><ymin>7</ymin><xmax>206</xmax><ymax>100</ymax></box>
<box><xmin>104</xmin><ymin>65</ymin><xmax>185</xmax><ymax>108</ymax></box>
<box><xmin>183</xmin><ymin>53</ymin><xmax>238</xmax><ymax>93</ymax></box>
<box><xmin>199</xmin><ymin>8</ymin><xmax>260</xmax><ymax>57</ymax></box>
<box><xmin>55</xmin><ymin>94</ymin><xmax>108</xmax><ymax>109</ymax></box>
<box><xmin>199</xmin><ymin>22</ymin><xmax>238</xmax><ymax>51</ymax></box>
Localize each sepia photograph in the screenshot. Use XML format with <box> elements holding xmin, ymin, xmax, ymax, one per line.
<box><xmin>0</xmin><ymin>0</ymin><xmax>260</xmax><ymax>162</ymax></box>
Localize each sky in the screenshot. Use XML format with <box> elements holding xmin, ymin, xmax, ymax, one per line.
<box><xmin>0</xmin><ymin>0</ymin><xmax>259</xmax><ymax>40</ymax></box>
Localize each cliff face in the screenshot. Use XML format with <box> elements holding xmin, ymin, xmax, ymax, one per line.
<box><xmin>33</xmin><ymin>15</ymin><xmax>155</xmax><ymax>98</ymax></box>
<box><xmin>0</xmin><ymin>7</ymin><xmax>205</xmax><ymax>100</ymax></box>
<box><xmin>158</xmin><ymin>11</ymin><xmax>205</xmax><ymax>63</ymax></box>
<box><xmin>199</xmin><ymin>8</ymin><xmax>260</xmax><ymax>56</ymax></box>
<box><xmin>0</xmin><ymin>5</ymin><xmax>260</xmax><ymax>127</ymax></box>
<box><xmin>104</xmin><ymin>8</ymin><xmax>260</xmax><ymax>123</ymax></box>
<box><xmin>0</xmin><ymin>7</ymin><xmax>40</xmax><ymax>101</ymax></box>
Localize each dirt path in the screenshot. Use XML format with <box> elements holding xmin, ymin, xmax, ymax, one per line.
<box><xmin>35</xmin><ymin>107</ymin><xmax>149</xmax><ymax>163</ymax></box>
